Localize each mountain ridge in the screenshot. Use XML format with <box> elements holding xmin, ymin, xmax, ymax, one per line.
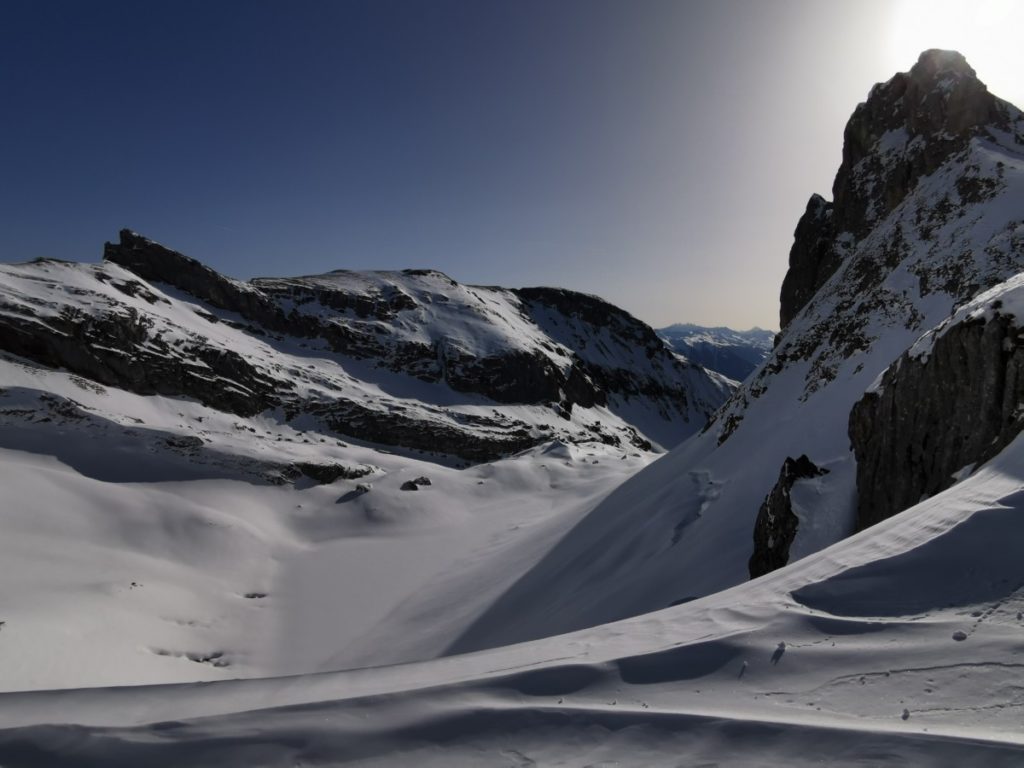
<box><xmin>0</xmin><ymin>229</ymin><xmax>733</xmax><ymax>465</ymax></box>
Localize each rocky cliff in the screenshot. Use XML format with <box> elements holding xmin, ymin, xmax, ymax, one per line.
<box><xmin>850</xmin><ymin>280</ymin><xmax>1024</xmax><ymax>529</ymax></box>
<box><xmin>715</xmin><ymin>49</ymin><xmax>1024</xmax><ymax>447</ymax></box>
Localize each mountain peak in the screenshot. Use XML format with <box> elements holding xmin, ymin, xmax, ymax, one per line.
<box><xmin>910</xmin><ymin>48</ymin><xmax>975</xmax><ymax>80</ymax></box>
<box><xmin>833</xmin><ymin>49</ymin><xmax>1005</xmax><ymax>226</ymax></box>
<box><xmin>855</xmin><ymin>48</ymin><xmax>1000</xmax><ymax>142</ymax></box>
<box><xmin>780</xmin><ymin>50</ymin><xmax>1018</xmax><ymax>329</ymax></box>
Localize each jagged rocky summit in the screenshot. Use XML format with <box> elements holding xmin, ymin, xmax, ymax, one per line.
<box><xmin>0</xmin><ymin>230</ymin><xmax>733</xmax><ymax>464</ymax></box>
<box><xmin>444</xmin><ymin>50</ymin><xmax>1024</xmax><ymax>653</ymax></box>
<box><xmin>779</xmin><ymin>49</ymin><xmax>1016</xmax><ymax>329</ymax></box>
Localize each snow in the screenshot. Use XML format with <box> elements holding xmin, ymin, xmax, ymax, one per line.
<box><xmin>910</xmin><ymin>270</ymin><xmax>1024</xmax><ymax>360</ymax></box>
<box><xmin>787</xmin><ymin>455</ymin><xmax>856</xmax><ymax>562</ymax></box>
<box><xmin>1</xmin><ymin>431</ymin><xmax>1023</xmax><ymax>764</ymax></box>
<box><xmin>258</xmin><ymin>270</ymin><xmax>568</xmax><ymax>363</ymax></box>
<box><xmin>659</xmin><ymin>324</ymin><xmax>775</xmax><ymax>350</ymax></box>
<box><xmin>0</xmin><ymin>354</ymin><xmax>659</xmax><ymax>691</ymax></box>
<box><xmin>874</xmin><ymin>126</ymin><xmax>910</xmax><ymax>155</ymax></box>
<box><xmin>4</xmin><ymin>177</ymin><xmax>1021</xmax><ymax>762</ymax></box>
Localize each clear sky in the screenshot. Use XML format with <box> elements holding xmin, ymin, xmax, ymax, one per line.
<box><xmin>3</xmin><ymin>0</ymin><xmax>1023</xmax><ymax>330</ymax></box>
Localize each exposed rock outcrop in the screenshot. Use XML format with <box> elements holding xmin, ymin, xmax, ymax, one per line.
<box><xmin>290</xmin><ymin>462</ymin><xmax>374</xmax><ymax>485</ymax></box>
<box><xmin>849</xmin><ymin>311</ymin><xmax>1024</xmax><ymax>530</ymax></box>
<box><xmin>707</xmin><ymin>49</ymin><xmax>1024</xmax><ymax>449</ymax></box>
<box><xmin>779</xmin><ymin>195</ymin><xmax>837</xmax><ymax>330</ymax></box>
<box><xmin>0</xmin><ymin>292</ymin><xmax>282</xmax><ymax>416</ymax></box>
<box><xmin>255</xmin><ymin>275</ymin><xmax>578</xmax><ymax>406</ymax></box>
<box><xmin>749</xmin><ymin>455</ymin><xmax>829</xmax><ymax>579</ymax></box>
<box><xmin>833</xmin><ymin>50</ymin><xmax>1008</xmax><ymax>237</ymax></box>
<box><xmin>102</xmin><ymin>230</ymin><xmax>731</xmax><ymax>427</ymax></box>
<box><xmin>104</xmin><ymin>230</ymin><xmax>298</xmax><ymax>335</ymax></box>
<box><xmin>302</xmin><ymin>398</ymin><xmax>546</xmax><ymax>462</ymax></box>
<box><xmin>104</xmin><ymin>231</ymin><xmax>573</xmax><ymax>406</ymax></box>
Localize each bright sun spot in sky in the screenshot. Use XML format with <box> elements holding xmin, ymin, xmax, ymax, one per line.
<box><xmin>887</xmin><ymin>0</ymin><xmax>1024</xmax><ymax>104</ymax></box>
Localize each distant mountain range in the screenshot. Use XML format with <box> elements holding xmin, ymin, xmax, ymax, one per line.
<box><xmin>657</xmin><ymin>323</ymin><xmax>775</xmax><ymax>381</ymax></box>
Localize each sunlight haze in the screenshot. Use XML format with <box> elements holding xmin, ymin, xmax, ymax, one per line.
<box><xmin>3</xmin><ymin>0</ymin><xmax>1024</xmax><ymax>330</ymax></box>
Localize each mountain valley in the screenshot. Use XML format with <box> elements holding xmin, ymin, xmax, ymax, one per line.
<box><xmin>2</xmin><ymin>49</ymin><xmax>1024</xmax><ymax>766</ymax></box>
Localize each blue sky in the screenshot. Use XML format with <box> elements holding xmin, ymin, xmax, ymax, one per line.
<box><xmin>3</xmin><ymin>0</ymin><xmax>1023</xmax><ymax>329</ymax></box>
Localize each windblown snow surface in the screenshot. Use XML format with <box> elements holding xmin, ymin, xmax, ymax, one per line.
<box><xmin>1</xmin><ymin>422</ymin><xmax>1023</xmax><ymax>765</ymax></box>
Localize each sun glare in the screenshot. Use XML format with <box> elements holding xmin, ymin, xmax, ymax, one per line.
<box><xmin>887</xmin><ymin>0</ymin><xmax>1024</xmax><ymax>104</ymax></box>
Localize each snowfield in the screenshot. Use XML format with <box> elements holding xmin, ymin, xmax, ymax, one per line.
<box><xmin>0</xmin><ymin>355</ymin><xmax>656</xmax><ymax>690</ymax></box>
<box><xmin>0</xmin><ymin>424</ymin><xmax>1022</xmax><ymax>764</ymax></box>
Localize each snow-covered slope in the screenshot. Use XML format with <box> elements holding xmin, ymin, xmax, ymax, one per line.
<box><xmin>3</xmin><ymin>430</ymin><xmax>1023</xmax><ymax>765</ymax></box>
<box><xmin>0</xmin><ymin>352</ymin><xmax>660</xmax><ymax>689</ymax></box>
<box><xmin>659</xmin><ymin>323</ymin><xmax>775</xmax><ymax>381</ymax></box>
<box><xmin>447</xmin><ymin>50</ymin><xmax>1024</xmax><ymax>653</ymax></box>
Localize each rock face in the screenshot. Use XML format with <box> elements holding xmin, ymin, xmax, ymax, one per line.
<box><xmin>849</xmin><ymin>307</ymin><xmax>1024</xmax><ymax>530</ymax></box>
<box><xmin>749</xmin><ymin>455</ymin><xmax>828</xmax><ymax>579</ymax></box>
<box><xmin>779</xmin><ymin>194</ymin><xmax>838</xmax><ymax>330</ymax></box>
<box><xmin>0</xmin><ymin>273</ymin><xmax>282</xmax><ymax>417</ymax></box>
<box><xmin>104</xmin><ymin>230</ymin><xmax>289</xmax><ymax>331</ymax></box>
<box><xmin>106</xmin><ymin>230</ymin><xmax>570</xmax><ymax>406</ymax></box>
<box><xmin>779</xmin><ymin>49</ymin><xmax>1015</xmax><ymax>331</ymax></box>
<box><xmin>0</xmin><ymin>232</ymin><xmax>734</xmax><ymax>463</ymax></box>
<box><xmin>302</xmin><ymin>398</ymin><xmax>541</xmax><ymax>463</ymax></box>
<box><xmin>833</xmin><ymin>50</ymin><xmax>1007</xmax><ymax>236</ymax></box>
